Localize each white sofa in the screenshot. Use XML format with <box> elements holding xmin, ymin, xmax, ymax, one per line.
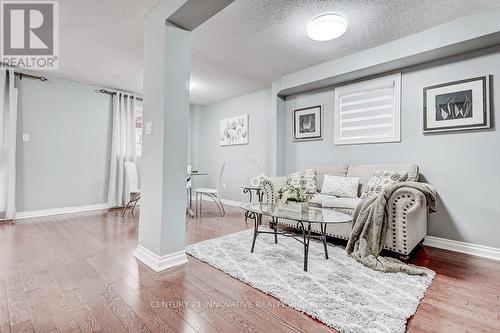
<box><xmin>262</xmin><ymin>163</ymin><xmax>430</xmax><ymax>258</ymax></box>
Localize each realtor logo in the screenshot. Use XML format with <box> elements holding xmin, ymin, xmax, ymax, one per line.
<box><xmin>1</xmin><ymin>1</ymin><xmax>59</xmax><ymax>69</ymax></box>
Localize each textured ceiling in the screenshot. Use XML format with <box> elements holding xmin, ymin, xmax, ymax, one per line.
<box><xmin>48</xmin><ymin>0</ymin><xmax>500</xmax><ymax>105</ymax></box>
<box><xmin>45</xmin><ymin>0</ymin><xmax>158</xmax><ymax>94</ymax></box>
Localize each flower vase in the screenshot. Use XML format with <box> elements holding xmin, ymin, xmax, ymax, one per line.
<box><xmin>279</xmin><ymin>201</ymin><xmax>309</xmax><ymax>213</ymax></box>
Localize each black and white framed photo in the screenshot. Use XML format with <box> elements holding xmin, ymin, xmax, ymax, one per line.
<box><xmin>423</xmin><ymin>76</ymin><xmax>491</xmax><ymax>134</ymax></box>
<box><xmin>293</xmin><ymin>105</ymin><xmax>322</xmax><ymax>141</ymax></box>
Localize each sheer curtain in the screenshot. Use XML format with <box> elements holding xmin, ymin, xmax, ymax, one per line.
<box><xmin>0</xmin><ymin>69</ymin><xmax>17</xmax><ymax>220</ymax></box>
<box><xmin>107</xmin><ymin>93</ymin><xmax>136</xmax><ymax>207</ymax></box>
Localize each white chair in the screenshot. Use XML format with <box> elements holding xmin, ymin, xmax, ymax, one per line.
<box><xmin>187</xmin><ymin>164</ymin><xmax>193</xmax><ymax>213</ymax></box>
<box><xmin>195</xmin><ymin>163</ymin><xmax>225</xmax><ymax>217</ymax></box>
<box><xmin>122</xmin><ymin>161</ymin><xmax>141</xmax><ymax>217</ymax></box>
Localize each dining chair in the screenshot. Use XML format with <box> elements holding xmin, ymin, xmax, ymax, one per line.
<box><xmin>195</xmin><ymin>163</ymin><xmax>225</xmax><ymax>217</ymax></box>
<box><xmin>122</xmin><ymin>161</ymin><xmax>141</xmax><ymax>217</ymax></box>
<box><xmin>187</xmin><ymin>164</ymin><xmax>193</xmax><ymax>211</ymax></box>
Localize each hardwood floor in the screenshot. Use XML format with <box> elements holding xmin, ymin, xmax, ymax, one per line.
<box><xmin>0</xmin><ymin>203</ymin><xmax>499</xmax><ymax>333</ymax></box>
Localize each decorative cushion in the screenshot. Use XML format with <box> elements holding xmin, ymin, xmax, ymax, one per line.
<box><xmin>286</xmin><ymin>169</ymin><xmax>317</xmax><ymax>194</ymax></box>
<box><xmin>302</xmin><ymin>164</ymin><xmax>349</xmax><ymax>190</ymax></box>
<box><xmin>361</xmin><ymin>170</ymin><xmax>408</xmax><ymax>198</ymax></box>
<box><xmin>321</xmin><ymin>175</ymin><xmax>360</xmax><ymax>198</ymax></box>
<box><xmin>286</xmin><ymin>171</ymin><xmax>303</xmax><ymax>187</ymax></box>
<box><xmin>302</xmin><ymin>169</ymin><xmax>317</xmax><ymax>194</ymax></box>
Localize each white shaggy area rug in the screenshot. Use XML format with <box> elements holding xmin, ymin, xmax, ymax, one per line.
<box><xmin>186</xmin><ymin>228</ymin><xmax>435</xmax><ymax>333</ymax></box>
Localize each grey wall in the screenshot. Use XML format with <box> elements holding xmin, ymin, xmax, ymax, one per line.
<box><xmin>16</xmin><ymin>76</ymin><xmax>112</xmax><ymax>211</ymax></box>
<box><xmin>190</xmin><ymin>89</ymin><xmax>272</xmax><ymax>202</ymax></box>
<box><xmin>188</xmin><ymin>105</ymin><xmax>203</xmax><ymax>168</ymax></box>
<box><xmin>284</xmin><ymin>50</ymin><xmax>500</xmax><ymax>248</ymax></box>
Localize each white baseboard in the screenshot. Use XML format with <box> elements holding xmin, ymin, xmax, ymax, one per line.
<box><xmin>221</xmin><ymin>198</ymin><xmax>243</xmax><ymax>207</ymax></box>
<box><xmin>190</xmin><ymin>195</ymin><xmax>243</xmax><ymax>208</ymax></box>
<box><xmin>15</xmin><ymin>203</ymin><xmax>110</xmax><ymax>220</ymax></box>
<box><xmin>424</xmin><ymin>236</ymin><xmax>500</xmax><ymax>261</ymax></box>
<box><xmin>133</xmin><ymin>245</ymin><xmax>188</xmax><ymax>272</ymax></box>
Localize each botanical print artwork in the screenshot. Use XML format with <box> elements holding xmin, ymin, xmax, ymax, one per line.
<box><xmin>294</xmin><ymin>105</ymin><xmax>322</xmax><ymax>141</ymax></box>
<box><xmin>423</xmin><ymin>76</ymin><xmax>491</xmax><ymax>133</ymax></box>
<box><xmin>220</xmin><ymin>114</ymin><xmax>249</xmax><ymax>146</ymax></box>
<box><xmin>435</xmin><ymin>90</ymin><xmax>472</xmax><ymax>121</ymax></box>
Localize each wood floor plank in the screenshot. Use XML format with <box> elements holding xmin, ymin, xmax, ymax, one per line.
<box><xmin>77</xmin><ymin>277</ymin><xmax>127</xmax><ymax>333</ymax></box>
<box><xmin>1</xmin><ymin>203</ymin><xmax>500</xmax><ymax>333</ymax></box>
<box><xmin>38</xmin><ymin>271</ymin><xmax>81</xmax><ymax>333</ymax></box>
<box><xmin>111</xmin><ymin>280</ymin><xmax>178</xmax><ymax>333</ymax></box>
<box><xmin>6</xmin><ymin>274</ymin><xmax>32</xmax><ymax>329</ymax></box>
<box><xmin>91</xmin><ymin>255</ymin><xmax>211</xmax><ymax>333</ymax></box>
<box><xmin>25</xmin><ymin>287</ymin><xmax>57</xmax><ymax>333</ymax></box>
<box><xmin>62</xmin><ymin>289</ymin><xmax>102</xmax><ymax>333</ymax></box>
<box><xmin>0</xmin><ymin>294</ymin><xmax>11</xmax><ymax>333</ymax></box>
<box><xmin>198</xmin><ymin>306</ymin><xmax>257</xmax><ymax>333</ymax></box>
<box><xmin>205</xmin><ymin>288</ymin><xmax>294</xmax><ymax>333</ymax></box>
<box><xmin>9</xmin><ymin>320</ymin><xmax>34</xmax><ymax>333</ymax></box>
<box><xmin>93</xmin><ymin>277</ymin><xmax>151</xmax><ymax>333</ymax></box>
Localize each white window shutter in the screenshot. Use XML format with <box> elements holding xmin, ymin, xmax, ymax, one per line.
<box><xmin>334</xmin><ymin>73</ymin><xmax>401</xmax><ymax>145</ymax></box>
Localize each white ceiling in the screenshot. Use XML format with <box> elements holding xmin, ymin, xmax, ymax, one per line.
<box><xmin>50</xmin><ymin>0</ymin><xmax>500</xmax><ymax>105</ymax></box>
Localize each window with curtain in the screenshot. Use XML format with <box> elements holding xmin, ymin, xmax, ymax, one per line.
<box><xmin>135</xmin><ymin>102</ymin><xmax>143</xmax><ymax>157</ymax></box>
<box><xmin>0</xmin><ymin>69</ymin><xmax>17</xmax><ymax>220</ymax></box>
<box><xmin>334</xmin><ymin>73</ymin><xmax>401</xmax><ymax>145</ymax></box>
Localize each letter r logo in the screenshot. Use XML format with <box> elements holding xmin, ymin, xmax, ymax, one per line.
<box><xmin>2</xmin><ymin>1</ymin><xmax>55</xmax><ymax>55</ymax></box>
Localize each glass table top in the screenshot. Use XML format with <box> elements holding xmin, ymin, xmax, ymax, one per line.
<box><xmin>240</xmin><ymin>202</ymin><xmax>352</xmax><ymax>224</ymax></box>
<box><xmin>241</xmin><ymin>185</ymin><xmax>262</xmax><ymax>190</ymax></box>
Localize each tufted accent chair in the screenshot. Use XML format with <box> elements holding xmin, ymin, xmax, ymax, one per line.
<box><xmin>263</xmin><ymin>164</ymin><xmax>431</xmax><ymax>258</ymax></box>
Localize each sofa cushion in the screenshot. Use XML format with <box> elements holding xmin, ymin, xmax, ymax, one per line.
<box><xmin>286</xmin><ymin>169</ymin><xmax>318</xmax><ymax>194</ymax></box>
<box><xmin>322</xmin><ymin>197</ymin><xmax>363</xmax><ymax>210</ymax></box>
<box><xmin>286</xmin><ymin>171</ymin><xmax>302</xmax><ymax>187</ymax></box>
<box><xmin>347</xmin><ymin>164</ymin><xmax>419</xmax><ymax>195</ymax></box>
<box><xmin>309</xmin><ymin>193</ymin><xmax>337</xmax><ymax>207</ymax></box>
<box><xmin>302</xmin><ymin>169</ymin><xmax>318</xmax><ymax>194</ymax></box>
<box><xmin>361</xmin><ymin>170</ymin><xmax>408</xmax><ymax>198</ymax></box>
<box><xmin>301</xmin><ymin>164</ymin><xmax>349</xmax><ymax>191</ymax></box>
<box><xmin>321</xmin><ymin>175</ymin><xmax>360</xmax><ymax>198</ymax></box>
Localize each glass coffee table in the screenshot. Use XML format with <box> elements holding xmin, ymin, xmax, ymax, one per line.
<box><xmin>240</xmin><ymin>203</ymin><xmax>353</xmax><ymax>271</ymax></box>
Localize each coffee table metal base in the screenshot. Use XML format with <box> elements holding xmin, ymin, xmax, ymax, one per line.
<box><xmin>247</xmin><ymin>211</ymin><xmax>329</xmax><ymax>272</ymax></box>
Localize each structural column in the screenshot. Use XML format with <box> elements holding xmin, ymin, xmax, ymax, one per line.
<box><xmin>134</xmin><ymin>1</ymin><xmax>191</xmax><ymax>272</ymax></box>
<box><xmin>270</xmin><ymin>81</ymin><xmax>286</xmax><ymax>177</ymax></box>
<box><xmin>134</xmin><ymin>0</ymin><xmax>235</xmax><ymax>272</ymax></box>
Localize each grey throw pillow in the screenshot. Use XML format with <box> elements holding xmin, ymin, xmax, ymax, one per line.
<box><xmin>286</xmin><ymin>171</ymin><xmax>303</xmax><ymax>187</ymax></box>
<box><xmin>361</xmin><ymin>170</ymin><xmax>408</xmax><ymax>198</ymax></box>
<box><xmin>286</xmin><ymin>169</ymin><xmax>317</xmax><ymax>194</ymax></box>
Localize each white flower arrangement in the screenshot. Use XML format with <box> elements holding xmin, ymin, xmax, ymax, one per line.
<box><xmin>277</xmin><ymin>185</ymin><xmax>310</xmax><ymax>203</ymax></box>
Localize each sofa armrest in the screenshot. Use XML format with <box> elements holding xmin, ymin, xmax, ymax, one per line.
<box><xmin>385</xmin><ymin>186</ymin><xmax>430</xmax><ymax>255</ymax></box>
<box><xmin>261</xmin><ymin>177</ymin><xmax>287</xmax><ymax>204</ymax></box>
<box><xmin>389</xmin><ymin>186</ymin><xmax>428</xmax><ymax>211</ymax></box>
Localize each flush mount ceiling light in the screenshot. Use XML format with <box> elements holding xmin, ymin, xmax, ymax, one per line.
<box><xmin>190</xmin><ymin>81</ymin><xmax>198</xmax><ymax>92</ymax></box>
<box><xmin>307</xmin><ymin>13</ymin><xmax>347</xmax><ymax>41</ymax></box>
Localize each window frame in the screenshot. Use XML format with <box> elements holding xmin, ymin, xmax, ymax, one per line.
<box><xmin>334</xmin><ymin>73</ymin><xmax>401</xmax><ymax>145</ymax></box>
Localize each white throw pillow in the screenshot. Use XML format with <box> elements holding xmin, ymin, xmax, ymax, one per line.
<box><xmin>321</xmin><ymin>175</ymin><xmax>361</xmax><ymax>198</ymax></box>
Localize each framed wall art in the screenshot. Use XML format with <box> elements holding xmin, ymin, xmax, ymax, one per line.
<box><xmin>423</xmin><ymin>76</ymin><xmax>491</xmax><ymax>133</ymax></box>
<box><xmin>220</xmin><ymin>114</ymin><xmax>249</xmax><ymax>146</ymax></box>
<box><xmin>293</xmin><ymin>105</ymin><xmax>322</xmax><ymax>141</ymax></box>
